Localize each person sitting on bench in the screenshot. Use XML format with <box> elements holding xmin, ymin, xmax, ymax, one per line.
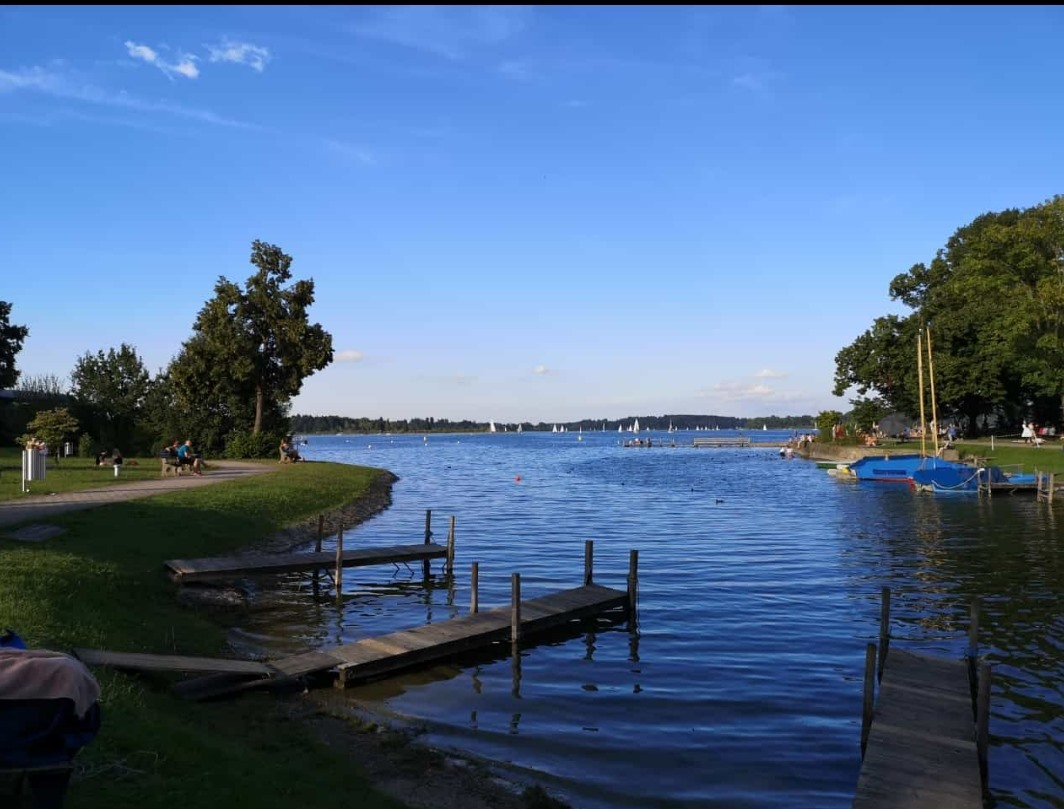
<box><xmin>177</xmin><ymin>439</ymin><xmax>203</xmax><ymax>475</ymax></box>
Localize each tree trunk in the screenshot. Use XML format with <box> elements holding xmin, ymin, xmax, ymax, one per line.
<box><xmin>254</xmin><ymin>385</ymin><xmax>264</xmax><ymax>435</ymax></box>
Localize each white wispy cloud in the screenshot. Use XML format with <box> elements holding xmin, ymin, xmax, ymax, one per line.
<box><xmin>0</xmin><ymin>65</ymin><xmax>254</xmax><ymax>128</ymax></box>
<box><xmin>497</xmin><ymin>59</ymin><xmax>532</xmax><ymax>80</ymax></box>
<box><xmin>334</xmin><ymin>350</ymin><xmax>364</xmax><ymax>363</ymax></box>
<box><xmin>349</xmin><ymin>5</ymin><xmax>530</xmax><ymax>60</ymax></box>
<box><xmin>125</xmin><ymin>40</ymin><xmax>199</xmax><ymax>80</ymax></box>
<box><xmin>533</xmin><ymin>365</ymin><xmax>551</xmax><ymax>375</ymax></box>
<box><xmin>325</xmin><ymin>139</ymin><xmax>377</xmax><ymax>167</ymax></box>
<box><xmin>707</xmin><ymin>382</ymin><xmax>776</xmax><ymax>401</ymax></box>
<box><xmin>207</xmin><ymin>40</ymin><xmax>271</xmax><ymax>72</ymax></box>
<box><xmin>755</xmin><ymin>369</ymin><xmax>786</xmax><ymax>379</ymax></box>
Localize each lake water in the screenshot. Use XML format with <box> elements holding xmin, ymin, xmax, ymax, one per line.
<box><xmin>229</xmin><ymin>431</ymin><xmax>1063</xmax><ymax>809</ymax></box>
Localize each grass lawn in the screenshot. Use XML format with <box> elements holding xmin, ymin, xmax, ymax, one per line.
<box><xmin>954</xmin><ymin>439</ymin><xmax>1064</xmax><ymax>474</ymax></box>
<box><xmin>0</xmin><ymin>447</ymin><xmax>180</xmax><ymax>502</ymax></box>
<box><xmin>0</xmin><ymin>460</ymin><xmax>411</xmax><ymax>809</ymax></box>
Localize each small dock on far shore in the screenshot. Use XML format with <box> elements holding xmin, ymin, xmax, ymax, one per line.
<box><xmin>693</xmin><ymin>437</ymin><xmax>753</xmax><ymax>448</ymax></box>
<box><xmin>854</xmin><ymin>587</ymin><xmax>989</xmax><ymax>808</ymax></box>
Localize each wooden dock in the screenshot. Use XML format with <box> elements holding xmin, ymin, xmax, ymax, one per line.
<box><xmin>165</xmin><ymin>509</ymin><xmax>455</xmax><ymax>584</ymax></box>
<box><xmin>81</xmin><ymin>541</ymin><xmax>638</xmax><ymax>699</ymax></box>
<box><xmin>693</xmin><ymin>437</ymin><xmax>752</xmax><ymax>448</ymax></box>
<box><xmin>854</xmin><ymin>588</ymin><xmax>989</xmax><ymax>809</ymax></box>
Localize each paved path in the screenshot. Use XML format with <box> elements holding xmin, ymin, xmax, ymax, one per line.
<box><xmin>0</xmin><ymin>461</ymin><xmax>271</xmax><ymax>528</ymax></box>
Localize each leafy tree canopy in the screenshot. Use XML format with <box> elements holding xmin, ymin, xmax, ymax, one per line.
<box><xmin>0</xmin><ymin>301</ymin><xmax>29</xmax><ymax>390</ymax></box>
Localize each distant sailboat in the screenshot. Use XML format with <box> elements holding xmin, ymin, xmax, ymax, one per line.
<box><xmin>632</xmin><ymin>419</ymin><xmax>640</xmax><ymax>433</ymax></box>
<box><xmin>489</xmin><ymin>421</ymin><xmax>497</xmax><ymax>433</ymax></box>
<box><xmin>517</xmin><ymin>424</ymin><xmax>523</xmax><ymax>433</ymax></box>
<box><xmin>552</xmin><ymin>424</ymin><xmax>558</xmax><ymax>433</ymax></box>
<box><xmin>762</xmin><ymin>424</ymin><xmax>767</xmax><ymax>431</ymax></box>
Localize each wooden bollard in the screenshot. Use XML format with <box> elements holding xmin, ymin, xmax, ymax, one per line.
<box><xmin>878</xmin><ymin>586</ymin><xmax>890</xmax><ymax>682</ymax></box>
<box><xmin>446</xmin><ymin>515</ymin><xmax>456</xmax><ymax>574</ymax></box>
<box><xmin>470</xmin><ymin>562</ymin><xmax>479</xmax><ymax>614</ymax></box>
<box><xmin>584</xmin><ymin>540</ymin><xmax>593</xmax><ymax>586</ymax></box>
<box><xmin>861</xmin><ymin>642</ymin><xmax>877</xmax><ymax>758</ymax></box>
<box><xmin>977</xmin><ymin>661</ymin><xmax>991</xmax><ymax>788</ymax></box>
<box><xmin>423</xmin><ymin>509</ymin><xmax>432</xmax><ymax>578</ymax></box>
<box><xmin>969</xmin><ymin>597</ymin><xmax>980</xmax><ymax>668</ymax></box>
<box><xmin>315</xmin><ymin>514</ymin><xmax>324</xmax><ymax>554</ymax></box>
<box><xmin>627</xmin><ymin>549</ymin><xmax>639</xmax><ymax>623</ymax></box>
<box><xmin>334</xmin><ymin>526</ymin><xmax>343</xmax><ymax>590</ymax></box>
<box><xmin>511</xmin><ymin>573</ymin><xmax>521</xmax><ymax>644</ymax></box>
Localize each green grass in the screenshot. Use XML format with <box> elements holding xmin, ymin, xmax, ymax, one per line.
<box><xmin>0</xmin><ymin>461</ymin><xmax>411</xmax><ymax>809</ymax></box>
<box><xmin>0</xmin><ymin>447</ymin><xmax>180</xmax><ymax>502</ymax></box>
<box><xmin>954</xmin><ymin>439</ymin><xmax>1064</xmax><ymax>474</ymax></box>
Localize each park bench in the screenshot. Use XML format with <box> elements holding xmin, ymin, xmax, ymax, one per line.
<box><xmin>160</xmin><ymin>451</ymin><xmax>187</xmax><ymax>477</ymax></box>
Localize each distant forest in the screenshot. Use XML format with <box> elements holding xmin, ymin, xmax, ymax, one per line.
<box><xmin>289</xmin><ymin>414</ymin><xmax>817</xmax><ymax>435</ymax></box>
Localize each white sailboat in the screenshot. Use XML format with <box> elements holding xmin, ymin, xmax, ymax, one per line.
<box><xmin>489</xmin><ymin>421</ymin><xmax>497</xmax><ymax>433</ymax></box>
<box><xmin>552</xmin><ymin>424</ymin><xmax>558</xmax><ymax>433</ymax></box>
<box><xmin>517</xmin><ymin>424</ymin><xmax>523</xmax><ymax>433</ymax></box>
<box><xmin>632</xmin><ymin>419</ymin><xmax>640</xmax><ymax>433</ymax></box>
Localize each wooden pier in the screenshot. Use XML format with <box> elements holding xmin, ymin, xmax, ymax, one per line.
<box><xmin>165</xmin><ymin>509</ymin><xmax>454</xmax><ymax>584</ymax></box>
<box><xmin>854</xmin><ymin>587</ymin><xmax>989</xmax><ymax>809</ymax></box>
<box><xmin>693</xmin><ymin>437</ymin><xmax>752</xmax><ymax>448</ymax></box>
<box><xmin>80</xmin><ymin>541</ymin><xmax>638</xmax><ymax>699</ymax></box>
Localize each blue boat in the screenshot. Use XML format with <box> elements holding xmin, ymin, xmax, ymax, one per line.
<box><xmin>846</xmin><ymin>454</ymin><xmax>970</xmax><ymax>483</ymax></box>
<box><xmin>912</xmin><ymin>465</ymin><xmax>1037</xmax><ymax>494</ymax></box>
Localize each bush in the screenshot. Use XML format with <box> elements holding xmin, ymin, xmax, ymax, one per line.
<box><xmin>78</xmin><ymin>432</ymin><xmax>96</xmax><ymax>458</ymax></box>
<box><xmin>224</xmin><ymin>431</ymin><xmax>282</xmax><ymax>459</ymax></box>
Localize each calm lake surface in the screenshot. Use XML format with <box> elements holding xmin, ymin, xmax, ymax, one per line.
<box><xmin>230</xmin><ymin>431</ymin><xmax>1064</xmax><ymax>809</ymax></box>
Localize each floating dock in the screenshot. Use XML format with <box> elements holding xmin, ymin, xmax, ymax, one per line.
<box><xmin>854</xmin><ymin>588</ymin><xmax>989</xmax><ymax>809</ymax></box>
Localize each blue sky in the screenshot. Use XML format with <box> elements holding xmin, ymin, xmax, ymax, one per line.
<box><xmin>3</xmin><ymin>5</ymin><xmax>1064</xmax><ymax>423</ymax></box>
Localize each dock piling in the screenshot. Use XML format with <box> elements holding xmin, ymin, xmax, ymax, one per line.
<box><xmin>627</xmin><ymin>550</ymin><xmax>639</xmax><ymax>624</ymax></box>
<box><xmin>446</xmin><ymin>516</ymin><xmax>456</xmax><ymax>574</ymax></box>
<box><xmin>861</xmin><ymin>641</ymin><xmax>876</xmax><ymax>758</ymax></box>
<box><xmin>584</xmin><ymin>540</ymin><xmax>594</xmax><ymax>585</ymax></box>
<box><xmin>968</xmin><ymin>597</ymin><xmax>980</xmax><ymax>685</ymax></box>
<box><xmin>470</xmin><ymin>562</ymin><xmax>479</xmax><ymax>614</ymax></box>
<box><xmin>315</xmin><ymin>514</ymin><xmax>324</xmax><ymax>553</ymax></box>
<box><xmin>977</xmin><ymin>661</ymin><xmax>991</xmax><ymax>789</ymax></box>
<box><xmin>334</xmin><ymin>527</ymin><xmax>343</xmax><ymax>590</ymax></box>
<box><xmin>878</xmin><ymin>586</ymin><xmax>891</xmax><ymax>682</ymax></box>
<box><xmin>423</xmin><ymin>509</ymin><xmax>432</xmax><ymax>578</ymax></box>
<box><xmin>511</xmin><ymin>573</ymin><xmax>522</xmax><ymax>644</ymax></box>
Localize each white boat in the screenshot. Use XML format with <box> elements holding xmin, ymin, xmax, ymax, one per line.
<box><xmin>632</xmin><ymin>419</ymin><xmax>640</xmax><ymax>433</ymax></box>
<box><xmin>517</xmin><ymin>424</ymin><xmax>523</xmax><ymax>433</ymax></box>
<box><xmin>763</xmin><ymin>425</ymin><xmax>767</xmax><ymax>431</ymax></box>
<box><xmin>618</xmin><ymin>424</ymin><xmax>623</xmax><ymax>433</ymax></box>
<box><xmin>552</xmin><ymin>424</ymin><xmax>558</xmax><ymax>433</ymax></box>
<box><xmin>489</xmin><ymin>421</ymin><xmax>497</xmax><ymax>433</ymax></box>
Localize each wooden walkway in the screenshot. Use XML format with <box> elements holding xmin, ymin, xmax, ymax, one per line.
<box><xmin>73</xmin><ymin>581</ymin><xmax>631</xmax><ymax>697</ymax></box>
<box><xmin>274</xmin><ymin>583</ymin><xmax>629</xmax><ymax>685</ymax></box>
<box><xmin>854</xmin><ymin>588</ymin><xmax>988</xmax><ymax>808</ymax></box>
<box><xmin>165</xmin><ymin>542</ymin><xmax>447</xmax><ymax>582</ymax></box>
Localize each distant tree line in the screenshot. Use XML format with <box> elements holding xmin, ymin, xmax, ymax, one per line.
<box><xmin>0</xmin><ymin>240</ymin><xmax>332</xmax><ymax>460</ymax></box>
<box><xmin>289</xmin><ymin>413</ymin><xmax>817</xmax><ymax>435</ymax></box>
<box><xmin>833</xmin><ymin>195</ymin><xmax>1064</xmax><ymax>436</ymax></box>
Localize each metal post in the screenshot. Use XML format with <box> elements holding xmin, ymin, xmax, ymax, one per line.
<box><xmin>315</xmin><ymin>514</ymin><xmax>324</xmax><ymax>553</ymax></box>
<box><xmin>470</xmin><ymin>562</ymin><xmax>479</xmax><ymax>614</ymax></box>
<box><xmin>861</xmin><ymin>642</ymin><xmax>877</xmax><ymax>758</ymax></box>
<box><xmin>584</xmin><ymin>540</ymin><xmax>594</xmax><ymax>585</ymax></box>
<box><xmin>878</xmin><ymin>586</ymin><xmax>891</xmax><ymax>682</ymax></box>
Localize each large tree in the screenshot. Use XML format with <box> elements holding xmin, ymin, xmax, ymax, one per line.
<box><xmin>70</xmin><ymin>343</ymin><xmax>151</xmax><ymax>451</ymax></box>
<box><xmin>0</xmin><ymin>301</ymin><xmax>29</xmax><ymax>390</ymax></box>
<box><xmin>170</xmin><ymin>241</ymin><xmax>333</xmax><ymax>442</ymax></box>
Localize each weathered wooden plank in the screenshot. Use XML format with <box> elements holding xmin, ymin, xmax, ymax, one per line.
<box><xmin>73</xmin><ymin>648</ymin><xmax>275</xmax><ymax>675</ymax></box>
<box><xmin>853</xmin><ymin>649</ymin><xmax>982</xmax><ymax>809</ymax></box>
<box><xmin>165</xmin><ymin>543</ymin><xmax>447</xmax><ymax>582</ymax></box>
<box><xmin>267</xmin><ymin>650</ymin><xmax>341</xmax><ymax>678</ymax></box>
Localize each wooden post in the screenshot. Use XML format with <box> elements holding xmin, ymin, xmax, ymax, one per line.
<box><xmin>334</xmin><ymin>526</ymin><xmax>343</xmax><ymax>590</ymax></box>
<box><xmin>969</xmin><ymin>597</ymin><xmax>980</xmax><ymax>659</ymax></box>
<box><xmin>511</xmin><ymin>573</ymin><xmax>521</xmax><ymax>644</ymax></box>
<box><xmin>977</xmin><ymin>661</ymin><xmax>991</xmax><ymax>789</ymax></box>
<box><xmin>877</xmin><ymin>586</ymin><xmax>890</xmax><ymax>682</ymax></box>
<box><xmin>584</xmin><ymin>540</ymin><xmax>594</xmax><ymax>586</ymax></box>
<box><xmin>446</xmin><ymin>516</ymin><xmax>456</xmax><ymax>574</ymax></box>
<box><xmin>422</xmin><ymin>509</ymin><xmax>432</xmax><ymax>579</ymax></box>
<box><xmin>315</xmin><ymin>514</ymin><xmax>324</xmax><ymax>554</ymax></box>
<box><xmin>861</xmin><ymin>642</ymin><xmax>877</xmax><ymax>758</ymax></box>
<box><xmin>470</xmin><ymin>562</ymin><xmax>479</xmax><ymax>614</ymax></box>
<box><xmin>1050</xmin><ymin>473</ymin><xmax>1056</xmax><ymax>504</ymax></box>
<box><xmin>627</xmin><ymin>550</ymin><xmax>639</xmax><ymax>624</ymax></box>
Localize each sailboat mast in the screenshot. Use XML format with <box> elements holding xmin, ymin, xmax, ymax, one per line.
<box><xmin>918</xmin><ymin>331</ymin><xmax>927</xmax><ymax>459</ymax></box>
<box><xmin>926</xmin><ymin>327</ymin><xmax>940</xmax><ymax>457</ymax></box>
